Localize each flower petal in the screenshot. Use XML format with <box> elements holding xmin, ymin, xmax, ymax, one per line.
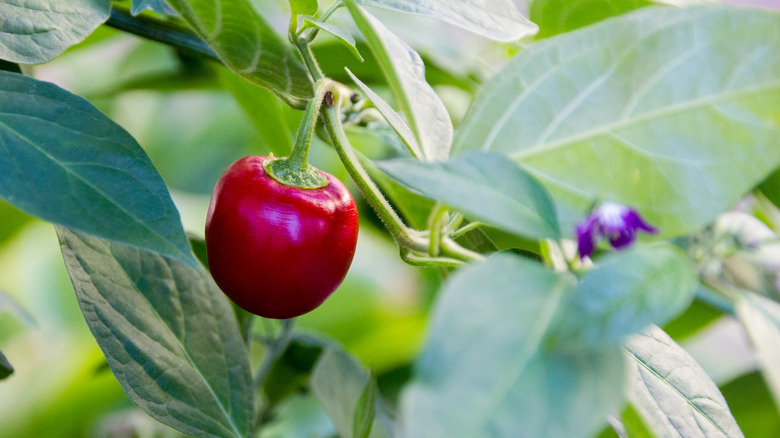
<box><xmin>625</xmin><ymin>210</ymin><xmax>658</xmax><ymax>234</ymax></box>
<box><xmin>576</xmin><ymin>215</ymin><xmax>599</xmax><ymax>259</ymax></box>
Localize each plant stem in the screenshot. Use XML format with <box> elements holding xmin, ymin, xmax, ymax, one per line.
<box><xmin>106</xmin><ymin>7</ymin><xmax>218</xmax><ymax>60</ymax></box>
<box><xmin>288</xmin><ymin>80</ymin><xmax>332</xmax><ymax>170</ymax></box>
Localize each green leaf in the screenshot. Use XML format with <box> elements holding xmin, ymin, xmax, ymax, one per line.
<box><xmin>346</xmin><ymin>69</ymin><xmax>421</xmax><ymax>158</ymax></box>
<box><xmin>624</xmin><ymin>325</ymin><xmax>743</xmax><ymax>438</ymax></box>
<box><xmin>310</xmin><ymin>349</ymin><xmax>394</xmax><ymax>438</ymax></box>
<box><xmin>401</xmin><ymin>254</ymin><xmax>625</xmax><ymax>438</ymax></box>
<box><xmin>290</xmin><ymin>0</ymin><xmax>318</xmax><ymax>17</ymax></box>
<box><xmin>530</xmin><ymin>0</ymin><xmax>653</xmax><ymax>39</ymax></box>
<box><xmin>344</xmin><ymin>0</ymin><xmax>453</xmax><ymax>161</ymax></box>
<box><xmin>57</xmin><ymin>228</ymin><xmax>254</xmax><ymax>438</ymax></box>
<box><xmin>453</xmin><ymin>5</ymin><xmax>780</xmax><ymax>237</ymax></box>
<box><xmin>303</xmin><ymin>19</ymin><xmax>363</xmax><ymax>62</ymax></box>
<box><xmin>551</xmin><ymin>244</ymin><xmax>697</xmax><ymax>349</ymax></box>
<box><xmin>619</xmin><ymin>404</ymin><xmax>656</xmax><ymax>438</ymax></box>
<box><xmin>735</xmin><ymin>292</ymin><xmax>780</xmax><ymax>412</ymax></box>
<box><xmin>0</xmin><ymin>0</ymin><xmax>110</xmax><ymax>64</ymax></box>
<box><xmin>353</xmin><ymin>370</ymin><xmax>377</xmax><ymax>438</ymax></box>
<box><xmin>0</xmin><ymin>350</ymin><xmax>13</xmax><ymax>380</ymax></box>
<box><xmin>376</xmin><ymin>151</ymin><xmax>560</xmax><ymax>239</ymax></box>
<box><xmin>131</xmin><ymin>0</ymin><xmax>178</xmax><ymax>16</ymax></box>
<box><xmin>0</xmin><ymin>71</ymin><xmax>197</xmax><ymax>268</ymax></box>
<box><xmin>355</xmin><ymin>0</ymin><xmax>538</xmax><ymax>42</ymax></box>
<box><xmin>165</xmin><ymin>0</ymin><xmax>312</xmax><ymax>99</ymax></box>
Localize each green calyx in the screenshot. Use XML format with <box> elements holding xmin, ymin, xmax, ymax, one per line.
<box><xmin>262</xmin><ymin>79</ymin><xmax>336</xmax><ymax>189</ymax></box>
<box><xmin>263</xmin><ymin>155</ymin><xmax>329</xmax><ymax>189</ymax></box>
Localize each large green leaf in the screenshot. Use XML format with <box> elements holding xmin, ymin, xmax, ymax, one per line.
<box><xmin>551</xmin><ymin>244</ymin><xmax>697</xmax><ymax>349</ymax></box>
<box><xmin>625</xmin><ymin>325</ymin><xmax>743</xmax><ymax>437</ymax></box>
<box><xmin>165</xmin><ymin>0</ymin><xmax>312</xmax><ymax>99</ymax></box>
<box><xmin>344</xmin><ymin>0</ymin><xmax>452</xmax><ymax>161</ymax></box>
<box><xmin>400</xmin><ymin>254</ymin><xmax>625</xmax><ymax>438</ymax></box>
<box><xmin>57</xmin><ymin>228</ymin><xmax>254</xmax><ymax>438</ymax></box>
<box><xmin>376</xmin><ymin>151</ymin><xmax>560</xmax><ymax>239</ymax></box>
<box><xmin>0</xmin><ymin>0</ymin><xmax>110</xmax><ymax>64</ymax></box>
<box><xmin>454</xmin><ymin>5</ymin><xmax>780</xmax><ymax>237</ymax></box>
<box><xmin>735</xmin><ymin>292</ymin><xmax>780</xmax><ymax>412</ymax></box>
<box><xmin>530</xmin><ymin>0</ymin><xmax>653</xmax><ymax>39</ymax></box>
<box><xmin>0</xmin><ymin>71</ymin><xmax>197</xmax><ymax>267</ymax></box>
<box><xmin>310</xmin><ymin>349</ymin><xmax>394</xmax><ymax>438</ymax></box>
<box><xmin>356</xmin><ymin>0</ymin><xmax>537</xmax><ymax>42</ymax></box>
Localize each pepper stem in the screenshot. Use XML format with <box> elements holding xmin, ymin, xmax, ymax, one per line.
<box><xmin>263</xmin><ymin>79</ymin><xmax>335</xmax><ymax>189</ymax></box>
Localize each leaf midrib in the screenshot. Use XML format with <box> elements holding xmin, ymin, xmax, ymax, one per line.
<box><xmin>512</xmin><ymin>82</ymin><xmax>780</xmax><ymax>162</ymax></box>
<box><xmin>0</xmin><ymin>117</ymin><xmax>192</xmax><ymax>265</ymax></box>
<box><xmin>623</xmin><ymin>345</ymin><xmax>729</xmax><ymax>436</ymax></box>
<box><xmin>101</xmin><ymin>241</ymin><xmax>245</xmax><ymax>438</ymax></box>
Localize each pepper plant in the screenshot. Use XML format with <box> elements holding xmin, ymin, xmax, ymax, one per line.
<box><xmin>1</xmin><ymin>0</ymin><xmax>779</xmax><ymax>437</ymax></box>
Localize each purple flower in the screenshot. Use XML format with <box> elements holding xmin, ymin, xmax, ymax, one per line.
<box><xmin>576</xmin><ymin>202</ymin><xmax>658</xmax><ymax>259</ymax></box>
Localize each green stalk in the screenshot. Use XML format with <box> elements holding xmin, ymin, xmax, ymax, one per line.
<box><xmin>106</xmin><ymin>7</ymin><xmax>218</xmax><ymax>60</ymax></box>
<box><xmin>263</xmin><ymin>80</ymin><xmax>333</xmax><ymax>188</ymax></box>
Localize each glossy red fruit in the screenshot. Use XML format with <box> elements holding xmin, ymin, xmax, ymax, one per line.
<box><xmin>205</xmin><ymin>156</ymin><xmax>359</xmax><ymax>319</ymax></box>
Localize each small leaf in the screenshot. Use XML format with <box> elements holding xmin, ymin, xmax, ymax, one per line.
<box><xmin>346</xmin><ymin>69</ymin><xmax>421</xmax><ymax>158</ymax></box>
<box><xmin>0</xmin><ymin>0</ymin><xmax>110</xmax><ymax>64</ymax></box>
<box><xmin>57</xmin><ymin>228</ymin><xmax>254</xmax><ymax>438</ymax></box>
<box><xmin>344</xmin><ymin>0</ymin><xmax>453</xmax><ymax>161</ymax></box>
<box><xmin>376</xmin><ymin>151</ymin><xmax>560</xmax><ymax>239</ymax></box>
<box><xmin>353</xmin><ymin>370</ymin><xmax>377</xmax><ymax>438</ymax></box>
<box><xmin>454</xmin><ymin>5</ymin><xmax>780</xmax><ymax>237</ymax></box>
<box><xmin>165</xmin><ymin>0</ymin><xmax>312</xmax><ymax>99</ymax></box>
<box><xmin>400</xmin><ymin>254</ymin><xmax>624</xmax><ymax>438</ymax></box>
<box><xmin>0</xmin><ymin>351</ymin><xmax>13</xmax><ymax>380</ymax></box>
<box><xmin>303</xmin><ymin>19</ymin><xmax>363</xmax><ymax>61</ymax></box>
<box><xmin>131</xmin><ymin>0</ymin><xmax>178</xmax><ymax>16</ymax></box>
<box><xmin>530</xmin><ymin>0</ymin><xmax>653</xmax><ymax>39</ymax></box>
<box><xmin>356</xmin><ymin>0</ymin><xmax>537</xmax><ymax>42</ymax></box>
<box><xmin>625</xmin><ymin>325</ymin><xmax>744</xmax><ymax>438</ymax></box>
<box><xmin>290</xmin><ymin>0</ymin><xmax>318</xmax><ymax>17</ymax></box>
<box><xmin>0</xmin><ymin>71</ymin><xmax>197</xmax><ymax>267</ymax></box>
<box><xmin>736</xmin><ymin>292</ymin><xmax>780</xmax><ymax>411</ymax></box>
<box><xmin>551</xmin><ymin>244</ymin><xmax>697</xmax><ymax>349</ymax></box>
<box><xmin>310</xmin><ymin>349</ymin><xmax>393</xmax><ymax>438</ymax></box>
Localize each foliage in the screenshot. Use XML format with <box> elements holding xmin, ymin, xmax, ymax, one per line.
<box><xmin>1</xmin><ymin>0</ymin><xmax>780</xmax><ymax>437</ymax></box>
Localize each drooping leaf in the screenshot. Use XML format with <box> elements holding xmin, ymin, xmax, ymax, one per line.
<box><xmin>454</xmin><ymin>5</ymin><xmax>780</xmax><ymax>237</ymax></box>
<box><xmin>165</xmin><ymin>0</ymin><xmax>313</xmax><ymax>99</ymax></box>
<box><xmin>344</xmin><ymin>0</ymin><xmax>452</xmax><ymax>161</ymax></box>
<box><xmin>57</xmin><ymin>228</ymin><xmax>254</xmax><ymax>438</ymax></box>
<box><xmin>131</xmin><ymin>0</ymin><xmax>178</xmax><ymax>16</ymax></box>
<box><xmin>356</xmin><ymin>0</ymin><xmax>537</xmax><ymax>42</ymax></box>
<box><xmin>624</xmin><ymin>325</ymin><xmax>743</xmax><ymax>438</ymax></box>
<box><xmin>0</xmin><ymin>71</ymin><xmax>197</xmax><ymax>267</ymax></box>
<box><xmin>303</xmin><ymin>19</ymin><xmax>363</xmax><ymax>61</ymax></box>
<box><xmin>0</xmin><ymin>0</ymin><xmax>110</xmax><ymax>64</ymax></box>
<box><xmin>346</xmin><ymin>69</ymin><xmax>420</xmax><ymax>158</ymax></box>
<box><xmin>551</xmin><ymin>244</ymin><xmax>697</xmax><ymax>349</ymax></box>
<box><xmin>736</xmin><ymin>292</ymin><xmax>780</xmax><ymax>411</ymax></box>
<box><xmin>530</xmin><ymin>0</ymin><xmax>653</xmax><ymax>39</ymax></box>
<box><xmin>310</xmin><ymin>349</ymin><xmax>394</xmax><ymax>438</ymax></box>
<box><xmin>376</xmin><ymin>152</ymin><xmax>560</xmax><ymax>239</ymax></box>
<box><xmin>0</xmin><ymin>351</ymin><xmax>13</xmax><ymax>380</ymax></box>
<box><xmin>401</xmin><ymin>254</ymin><xmax>625</xmax><ymax>438</ymax></box>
